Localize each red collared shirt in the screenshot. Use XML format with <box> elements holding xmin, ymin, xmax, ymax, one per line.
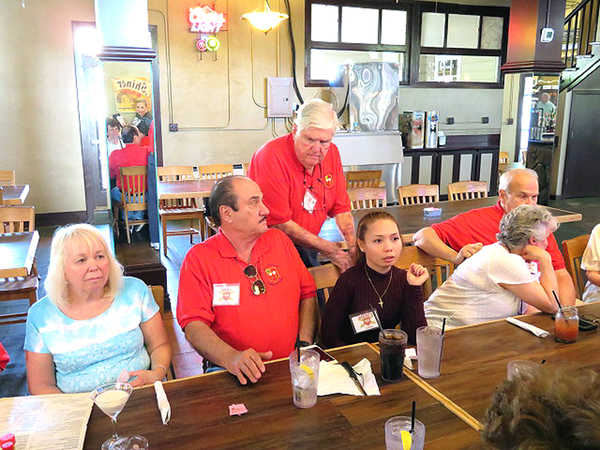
<box><xmin>108</xmin><ymin>143</ymin><xmax>151</xmax><ymax>190</ymax></box>
<box><xmin>431</xmin><ymin>200</ymin><xmax>565</xmax><ymax>270</ymax></box>
<box><xmin>248</xmin><ymin>133</ymin><xmax>351</xmax><ymax>235</ymax></box>
<box><xmin>177</xmin><ymin>228</ymin><xmax>316</xmax><ymax>359</ymax></box>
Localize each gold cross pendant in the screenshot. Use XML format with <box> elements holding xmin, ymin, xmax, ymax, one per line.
<box><xmin>378</xmin><ymin>299</ymin><xmax>384</xmax><ymax>308</ymax></box>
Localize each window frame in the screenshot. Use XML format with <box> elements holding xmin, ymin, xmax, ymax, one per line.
<box><xmin>304</xmin><ymin>0</ymin><xmax>412</xmax><ymax>87</ymax></box>
<box><xmin>305</xmin><ymin>0</ymin><xmax>510</xmax><ymax>89</ymax></box>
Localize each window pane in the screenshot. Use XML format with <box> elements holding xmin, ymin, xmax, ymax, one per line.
<box><xmin>341</xmin><ymin>7</ymin><xmax>379</xmax><ymax>44</ymax></box>
<box><xmin>418</xmin><ymin>54</ymin><xmax>499</xmax><ymax>82</ymax></box>
<box><xmin>421</xmin><ymin>13</ymin><xmax>446</xmax><ymax>47</ymax></box>
<box><xmin>310</xmin><ymin>49</ymin><xmax>405</xmax><ymax>82</ymax></box>
<box><xmin>311</xmin><ymin>4</ymin><xmax>339</xmax><ymax>42</ymax></box>
<box><xmin>447</xmin><ymin>14</ymin><xmax>480</xmax><ymax>48</ymax></box>
<box><xmin>481</xmin><ymin>16</ymin><xmax>503</xmax><ymax>50</ymax></box>
<box><xmin>381</xmin><ymin>9</ymin><xmax>407</xmax><ymax>45</ymax></box>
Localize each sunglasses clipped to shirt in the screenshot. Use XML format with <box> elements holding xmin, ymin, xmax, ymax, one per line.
<box><xmin>244</xmin><ymin>264</ymin><xmax>266</xmax><ymax>295</ymax></box>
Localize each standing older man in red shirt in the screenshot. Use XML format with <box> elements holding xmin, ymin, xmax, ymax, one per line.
<box><xmin>248</xmin><ymin>99</ymin><xmax>356</xmax><ymax>272</ymax></box>
<box><xmin>177</xmin><ymin>176</ymin><xmax>317</xmax><ymax>385</ymax></box>
<box><xmin>412</xmin><ymin>168</ymin><xmax>576</xmax><ymax>305</ymax></box>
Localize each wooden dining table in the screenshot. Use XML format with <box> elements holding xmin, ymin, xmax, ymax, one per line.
<box><xmin>0</xmin><ymin>184</ymin><xmax>30</xmax><ymax>205</ymax></box>
<box><xmin>320</xmin><ymin>196</ymin><xmax>583</xmax><ymax>243</ymax></box>
<box><xmin>0</xmin><ymin>231</ymin><xmax>39</xmax><ymax>278</ymax></box>
<box><xmin>84</xmin><ymin>344</ymin><xmax>487</xmax><ymax>449</ymax></box>
<box><xmin>408</xmin><ymin>302</ymin><xmax>600</xmax><ymax>430</ymax></box>
<box><xmin>157</xmin><ymin>179</ymin><xmax>217</xmax><ymax>202</ymax></box>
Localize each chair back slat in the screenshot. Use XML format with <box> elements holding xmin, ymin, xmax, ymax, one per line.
<box><xmin>397</xmin><ymin>184</ymin><xmax>439</xmax><ymax>205</ymax></box>
<box><xmin>120</xmin><ymin>166</ymin><xmax>148</xmax><ymax>208</ymax></box>
<box><xmin>0</xmin><ymin>206</ymin><xmax>35</xmax><ymax>234</ymax></box>
<box><xmin>157</xmin><ymin>166</ymin><xmax>194</xmax><ymax>182</ymax></box>
<box><xmin>562</xmin><ymin>234</ymin><xmax>590</xmax><ymax>299</ymax></box>
<box><xmin>199</xmin><ymin>164</ymin><xmax>234</xmax><ymax>180</ymax></box>
<box><xmin>346</xmin><ymin>170</ymin><xmax>383</xmax><ymax>189</ymax></box>
<box><xmin>0</xmin><ymin>170</ymin><xmax>16</xmax><ymax>187</ymax></box>
<box><xmin>447</xmin><ymin>181</ymin><xmax>488</xmax><ymax>202</ymax></box>
<box><xmin>349</xmin><ymin>188</ymin><xmax>387</xmax><ymax>210</ymax></box>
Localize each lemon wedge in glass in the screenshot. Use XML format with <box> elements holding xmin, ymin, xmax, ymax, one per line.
<box><xmin>299</xmin><ymin>363</ymin><xmax>314</xmax><ymax>379</ymax></box>
<box><xmin>400</xmin><ymin>429</ymin><xmax>412</xmax><ymax>449</ymax></box>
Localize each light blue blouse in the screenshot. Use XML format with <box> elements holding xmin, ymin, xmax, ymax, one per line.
<box><xmin>25</xmin><ymin>277</ymin><xmax>159</xmax><ymax>393</ymax></box>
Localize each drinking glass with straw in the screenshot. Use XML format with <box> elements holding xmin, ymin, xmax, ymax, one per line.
<box><xmin>384</xmin><ymin>400</ymin><xmax>426</xmax><ymax>450</ymax></box>
<box><xmin>553</xmin><ymin>291</ymin><xmax>579</xmax><ymax>343</ymax></box>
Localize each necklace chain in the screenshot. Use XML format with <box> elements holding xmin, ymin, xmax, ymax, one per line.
<box><xmin>364</xmin><ymin>265</ymin><xmax>393</xmax><ymax>308</ymax></box>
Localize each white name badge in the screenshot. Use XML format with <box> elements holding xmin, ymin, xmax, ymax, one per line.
<box><xmin>213</xmin><ymin>283</ymin><xmax>240</xmax><ymax>306</ymax></box>
<box><xmin>302</xmin><ymin>189</ymin><xmax>317</xmax><ymax>213</ymax></box>
<box><xmin>349</xmin><ymin>310</ymin><xmax>380</xmax><ymax>334</ymax></box>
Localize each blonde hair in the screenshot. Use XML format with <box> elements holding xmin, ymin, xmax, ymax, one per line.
<box><xmin>44</xmin><ymin>224</ymin><xmax>123</xmax><ymax>307</ymax></box>
<box><xmin>294</xmin><ymin>99</ymin><xmax>338</xmax><ymax>133</ymax></box>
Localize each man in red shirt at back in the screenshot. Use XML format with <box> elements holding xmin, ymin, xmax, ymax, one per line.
<box><xmin>248</xmin><ymin>99</ymin><xmax>356</xmax><ymax>272</ymax></box>
<box><xmin>109</xmin><ymin>125</ymin><xmax>151</xmax><ymax>223</ymax></box>
<box><xmin>412</xmin><ymin>168</ymin><xmax>576</xmax><ymax>305</ymax></box>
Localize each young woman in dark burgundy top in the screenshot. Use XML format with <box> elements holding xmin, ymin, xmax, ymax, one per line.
<box><xmin>321</xmin><ymin>211</ymin><xmax>428</xmax><ymax>348</ymax></box>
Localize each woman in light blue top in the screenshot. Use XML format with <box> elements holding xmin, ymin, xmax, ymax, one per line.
<box><xmin>25</xmin><ymin>224</ymin><xmax>172</xmax><ymax>394</ymax></box>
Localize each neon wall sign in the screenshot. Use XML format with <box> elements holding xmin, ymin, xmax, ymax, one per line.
<box><xmin>189</xmin><ymin>5</ymin><xmax>225</xmax><ymax>52</ymax></box>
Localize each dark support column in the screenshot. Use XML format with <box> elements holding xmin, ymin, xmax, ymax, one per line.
<box><xmin>501</xmin><ymin>0</ymin><xmax>567</xmax><ymax>73</ymax></box>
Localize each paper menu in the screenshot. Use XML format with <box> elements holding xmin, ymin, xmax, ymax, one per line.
<box><xmin>0</xmin><ymin>392</ymin><xmax>93</xmax><ymax>450</ymax></box>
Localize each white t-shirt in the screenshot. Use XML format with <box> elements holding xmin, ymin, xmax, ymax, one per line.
<box><xmin>581</xmin><ymin>224</ymin><xmax>600</xmax><ymax>303</ymax></box>
<box><xmin>425</xmin><ymin>243</ymin><xmax>536</xmax><ymax>329</ymax></box>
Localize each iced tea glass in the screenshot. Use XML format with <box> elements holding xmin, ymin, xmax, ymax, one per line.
<box><xmin>555</xmin><ymin>306</ymin><xmax>579</xmax><ymax>343</ymax></box>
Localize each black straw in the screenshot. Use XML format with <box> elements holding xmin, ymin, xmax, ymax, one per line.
<box><xmin>552</xmin><ymin>291</ymin><xmax>563</xmax><ymax>313</ymax></box>
<box><xmin>410</xmin><ymin>400</ymin><xmax>416</xmax><ymax>433</ymax></box>
<box><xmin>441</xmin><ymin>318</ymin><xmax>446</xmax><ymax>336</ymax></box>
<box><xmin>296</xmin><ymin>334</ymin><xmax>300</xmax><ymax>362</ymax></box>
<box><xmin>541</xmin><ymin>359</ymin><xmax>546</xmax><ymax>365</ymax></box>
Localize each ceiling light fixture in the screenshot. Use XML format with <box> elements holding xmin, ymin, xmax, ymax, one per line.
<box><xmin>242</xmin><ymin>0</ymin><xmax>289</xmax><ymax>34</ymax></box>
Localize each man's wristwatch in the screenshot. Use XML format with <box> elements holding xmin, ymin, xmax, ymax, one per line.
<box><xmin>295</xmin><ymin>340</ymin><xmax>311</xmax><ymax>348</ymax></box>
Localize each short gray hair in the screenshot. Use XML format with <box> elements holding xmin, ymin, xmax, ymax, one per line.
<box><xmin>496</xmin><ymin>204</ymin><xmax>558</xmax><ymax>250</ymax></box>
<box><xmin>498</xmin><ymin>168</ymin><xmax>538</xmax><ymax>192</ymax></box>
<box><xmin>45</xmin><ymin>224</ymin><xmax>123</xmax><ymax>307</ymax></box>
<box><xmin>294</xmin><ymin>99</ymin><xmax>338</xmax><ymax>133</ymax></box>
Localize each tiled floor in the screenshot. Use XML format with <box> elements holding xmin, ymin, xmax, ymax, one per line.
<box><xmin>29</xmin><ymin>196</ymin><xmax>600</xmax><ymax>380</ymax></box>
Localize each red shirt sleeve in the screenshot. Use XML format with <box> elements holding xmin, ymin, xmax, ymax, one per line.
<box><xmin>430</xmin><ymin>212</ymin><xmax>472</xmax><ymax>251</ymax></box>
<box><xmin>248</xmin><ymin>137</ymin><xmax>295</xmax><ymax>226</ymax></box>
<box><xmin>176</xmin><ymin>247</ymin><xmax>215</xmax><ymax>330</ymax></box>
<box><xmin>547</xmin><ymin>233</ymin><xmax>566</xmax><ymax>270</ymax></box>
<box><xmin>286</xmin><ymin>236</ymin><xmax>317</xmax><ymax>299</ymax></box>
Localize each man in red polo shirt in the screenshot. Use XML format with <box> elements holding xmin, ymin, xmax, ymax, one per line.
<box><xmin>177</xmin><ymin>176</ymin><xmax>317</xmax><ymax>385</ymax></box>
<box><xmin>413</xmin><ymin>168</ymin><xmax>576</xmax><ymax>305</ymax></box>
<box><xmin>248</xmin><ymin>99</ymin><xmax>356</xmax><ymax>271</ymax></box>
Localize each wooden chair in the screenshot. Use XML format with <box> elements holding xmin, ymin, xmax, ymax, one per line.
<box><xmin>0</xmin><ymin>170</ymin><xmax>15</xmax><ymax>186</ymax></box>
<box><xmin>499</xmin><ymin>151</ymin><xmax>509</xmax><ymax>163</ymax></box>
<box><xmin>348</xmin><ymin>188</ymin><xmax>387</xmax><ymax>210</ymax></box>
<box><xmin>447</xmin><ymin>181</ymin><xmax>488</xmax><ymax>201</ymax></box>
<box><xmin>308</xmin><ymin>263</ymin><xmax>342</xmax><ymax>305</ymax></box>
<box><xmin>397</xmin><ymin>184</ymin><xmax>439</xmax><ymax>205</ymax></box>
<box><xmin>0</xmin><ymin>188</ymin><xmax>3</xmax><ymax>205</ymax></box>
<box><xmin>395</xmin><ymin>245</ymin><xmax>454</xmax><ymax>299</ymax></box>
<box><xmin>157</xmin><ymin>166</ymin><xmax>195</xmax><ymax>182</ymax></box>
<box><xmin>204</xmin><ymin>216</ymin><xmax>219</xmax><ymax>239</ymax></box>
<box><xmin>309</xmin><ymin>263</ymin><xmax>342</xmax><ymax>345</ymax></box>
<box><xmin>198</xmin><ymin>164</ymin><xmax>234</xmax><ymax>180</ymax></box>
<box><xmin>562</xmin><ymin>234</ymin><xmax>590</xmax><ymax>299</ymax></box>
<box><xmin>0</xmin><ymin>206</ymin><xmax>38</xmax><ymax>325</ymax></box>
<box><xmin>345</xmin><ymin>170</ymin><xmax>383</xmax><ymax>189</ymax></box>
<box><xmin>150</xmin><ymin>285</ymin><xmax>176</xmax><ymax>380</ymax></box>
<box><xmin>115</xmin><ymin>166</ymin><xmax>149</xmax><ymax>244</ymax></box>
<box><xmin>0</xmin><ymin>206</ymin><xmax>35</xmax><ymax>233</ymax></box>
<box><xmin>157</xmin><ymin>166</ymin><xmax>204</xmax><ymax>256</ymax></box>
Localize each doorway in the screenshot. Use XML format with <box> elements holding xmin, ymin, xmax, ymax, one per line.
<box><xmin>72</xmin><ymin>22</ymin><xmax>163</xmax><ymax>223</ymax></box>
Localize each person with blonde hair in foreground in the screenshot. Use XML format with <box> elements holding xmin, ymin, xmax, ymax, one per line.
<box><xmin>483</xmin><ymin>365</ymin><xmax>600</xmax><ymax>449</ymax></box>
<box><xmin>25</xmin><ymin>224</ymin><xmax>172</xmax><ymax>394</ymax></box>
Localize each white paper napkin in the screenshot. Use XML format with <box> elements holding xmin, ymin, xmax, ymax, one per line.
<box><xmin>404</xmin><ymin>348</ymin><xmax>417</xmax><ymax>371</ymax></box>
<box><xmin>317</xmin><ymin>358</ymin><xmax>380</xmax><ymax>397</ymax></box>
<box><xmin>506</xmin><ymin>317</ymin><xmax>550</xmax><ymax>338</ymax></box>
<box><xmin>154</xmin><ymin>380</ymin><xmax>171</xmax><ymax>425</ymax></box>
